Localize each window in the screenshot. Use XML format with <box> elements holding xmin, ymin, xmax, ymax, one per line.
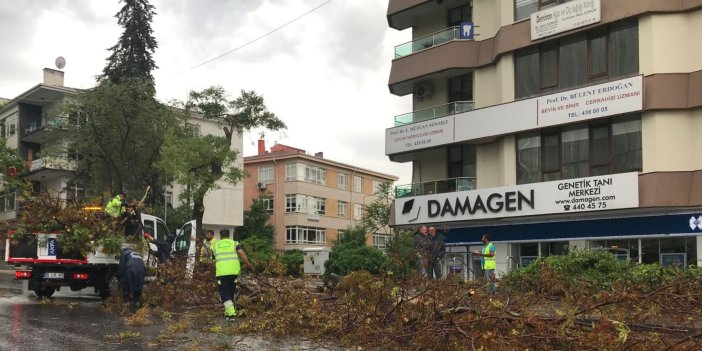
<box><xmin>337</xmin><ymin>229</ymin><xmax>347</xmax><ymax>241</ymax></box>
<box><xmin>515</xmin><ymin>20</ymin><xmax>638</xmax><ymax>99</ymax></box>
<box><xmin>165</xmin><ymin>190</ymin><xmax>174</xmax><ymax>207</ymax></box>
<box><xmin>258</xmin><ymin>166</ymin><xmax>273</xmax><ymax>184</ymax></box>
<box><xmin>338</xmin><ymin>172</ymin><xmax>348</xmax><ymax>190</ymax></box>
<box><xmin>354</xmin><ymin>176</ymin><xmax>363</xmax><ymax>193</ymax></box>
<box><xmin>354</xmin><ymin>204</ymin><xmax>364</xmax><ymax>220</ymax></box>
<box><xmin>262</xmin><ymin>197</ymin><xmax>274</xmax><ymax>212</ymax></box>
<box><xmin>64</xmin><ymin>182</ymin><xmax>85</xmax><ymax>202</ymax></box>
<box><xmin>313</xmin><ymin>197</ymin><xmax>326</xmax><ymax>215</ymax></box>
<box><xmin>285</xmin><ymin>162</ymin><xmax>297</xmax><ymax>181</ymax></box>
<box><xmin>515</xmin><ymin>0</ymin><xmax>575</xmax><ymax>21</ymax></box>
<box><xmin>338</xmin><ymin>201</ymin><xmax>347</xmax><ymax>218</ymax></box>
<box><xmin>285</xmin><ymin>194</ymin><xmax>298</xmax><ymax>213</ymax></box>
<box><xmin>447</xmin><ymin>145</ymin><xmax>477</xmax><ymax>179</ymax></box>
<box><xmin>373</xmin><ymin>234</ymin><xmax>392</xmax><ymax>250</ymax></box>
<box><xmin>448</xmin><ymin>73</ymin><xmax>473</xmax><ymax>104</ymax></box>
<box><xmin>0</xmin><ymin>191</ymin><xmax>15</xmax><ymax>212</ymax></box>
<box><xmin>156</xmin><ymin>221</ymin><xmax>170</xmax><ymax>241</ymax></box>
<box><xmin>372</xmin><ymin>180</ymin><xmax>384</xmax><ymax>194</ymax></box>
<box><xmin>447</xmin><ymin>4</ymin><xmax>471</xmax><ymax>27</ymax></box>
<box><xmin>285</xmin><ymin>194</ymin><xmax>324</xmax><ymax>214</ymax></box>
<box><xmin>285</xmin><ymin>226</ymin><xmax>326</xmax><ymax>245</ymax></box>
<box><xmin>304</xmin><ymin>164</ymin><xmax>326</xmax><ymax>185</ymax></box>
<box><xmin>516</xmin><ymin>116</ymin><xmax>641</xmax><ymax>184</ymax></box>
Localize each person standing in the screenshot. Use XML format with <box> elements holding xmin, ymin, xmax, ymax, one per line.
<box><xmin>427</xmin><ymin>226</ymin><xmax>446</xmax><ymax>280</ymax></box>
<box><xmin>199</xmin><ymin>229</ymin><xmax>217</xmax><ymax>267</ymax></box>
<box><xmin>413</xmin><ymin>225</ymin><xmax>429</xmax><ymax>277</ymax></box>
<box><xmin>105</xmin><ymin>191</ymin><xmax>127</xmax><ymax>218</ymax></box>
<box><xmin>212</xmin><ymin>229</ymin><xmax>254</xmax><ymax>320</ymax></box>
<box><xmin>117</xmin><ymin>247</ymin><xmax>146</xmax><ymax>309</ymax></box>
<box><xmin>472</xmin><ymin>234</ymin><xmax>496</xmax><ymax>294</ymax></box>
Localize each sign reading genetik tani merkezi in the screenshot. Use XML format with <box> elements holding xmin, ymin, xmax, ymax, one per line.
<box><xmin>394</xmin><ymin>172</ymin><xmax>638</xmax><ymax>225</ymax></box>
<box><xmin>531</xmin><ymin>0</ymin><xmax>600</xmax><ymax>40</ymax></box>
<box><xmin>385</xmin><ymin>75</ymin><xmax>643</xmax><ymax>155</ymax></box>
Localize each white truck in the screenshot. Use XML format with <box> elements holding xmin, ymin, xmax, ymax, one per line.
<box><xmin>5</xmin><ymin>215</ymin><xmax>198</xmax><ymax>299</ymax></box>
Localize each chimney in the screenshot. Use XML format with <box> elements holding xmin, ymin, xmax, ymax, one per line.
<box><xmin>43</xmin><ymin>68</ymin><xmax>64</xmax><ymax>87</ymax></box>
<box><xmin>258</xmin><ymin>139</ymin><xmax>266</xmax><ymax>155</ymax></box>
<box><xmin>314</xmin><ymin>152</ymin><xmax>323</xmax><ymax>158</ymax></box>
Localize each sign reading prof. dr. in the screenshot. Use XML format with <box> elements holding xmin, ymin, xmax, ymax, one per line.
<box><xmin>531</xmin><ymin>0</ymin><xmax>600</xmax><ymax>40</ymax></box>
<box><xmin>395</xmin><ymin>172</ymin><xmax>639</xmax><ymax>225</ymax></box>
<box><xmin>386</xmin><ymin>116</ymin><xmax>454</xmax><ymax>154</ymax></box>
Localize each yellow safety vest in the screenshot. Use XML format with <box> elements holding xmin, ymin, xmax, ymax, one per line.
<box><xmin>199</xmin><ymin>238</ymin><xmax>217</xmax><ymax>263</ymax></box>
<box><xmin>213</xmin><ymin>239</ymin><xmax>241</xmax><ymax>277</ymax></box>
<box><xmin>482</xmin><ymin>242</ymin><xmax>496</xmax><ymax>270</ymax></box>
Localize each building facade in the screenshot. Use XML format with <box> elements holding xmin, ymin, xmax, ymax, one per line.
<box><xmin>243</xmin><ymin>141</ymin><xmax>398</xmax><ymax>251</ymax></box>
<box><xmin>385</xmin><ymin>0</ymin><xmax>702</xmax><ymax>278</ymax></box>
<box><xmin>0</xmin><ymin>68</ymin><xmax>243</xmax><ymax>243</ymax></box>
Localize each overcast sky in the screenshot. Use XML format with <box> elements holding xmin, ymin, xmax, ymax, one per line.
<box><xmin>0</xmin><ymin>0</ymin><xmax>412</xmax><ymax>185</ymax></box>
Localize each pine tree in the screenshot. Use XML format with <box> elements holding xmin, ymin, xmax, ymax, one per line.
<box><xmin>101</xmin><ymin>0</ymin><xmax>158</xmax><ymax>85</ymax></box>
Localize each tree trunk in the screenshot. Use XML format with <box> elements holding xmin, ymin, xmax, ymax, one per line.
<box><xmin>192</xmin><ymin>196</ymin><xmax>205</xmax><ymax>242</ymax></box>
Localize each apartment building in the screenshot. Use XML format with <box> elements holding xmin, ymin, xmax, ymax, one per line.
<box><xmin>0</xmin><ymin>68</ymin><xmax>243</xmax><ymax>244</ymax></box>
<box><xmin>385</xmin><ymin>0</ymin><xmax>702</xmax><ymax>278</ymax></box>
<box><xmin>243</xmin><ymin>141</ymin><xmax>398</xmax><ymax>251</ymax></box>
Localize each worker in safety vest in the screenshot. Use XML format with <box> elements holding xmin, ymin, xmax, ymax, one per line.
<box><xmin>212</xmin><ymin>229</ymin><xmax>254</xmax><ymax>320</ymax></box>
<box><xmin>105</xmin><ymin>191</ymin><xmax>127</xmax><ymax>218</ymax></box>
<box><xmin>472</xmin><ymin>234</ymin><xmax>497</xmax><ymax>294</ymax></box>
<box><xmin>199</xmin><ymin>229</ymin><xmax>217</xmax><ymax>267</ymax></box>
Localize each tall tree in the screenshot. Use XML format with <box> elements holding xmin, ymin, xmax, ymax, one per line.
<box><xmin>235</xmin><ymin>197</ymin><xmax>276</xmax><ymax>241</ymax></box>
<box><xmin>101</xmin><ymin>0</ymin><xmax>158</xmax><ymax>85</ymax></box>
<box><xmin>160</xmin><ymin>87</ymin><xmax>285</xmax><ymax>239</ymax></box>
<box><xmin>57</xmin><ymin>78</ymin><xmax>175</xmax><ymax>197</ymax></box>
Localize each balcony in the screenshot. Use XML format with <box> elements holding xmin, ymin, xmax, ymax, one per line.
<box><xmin>395</xmin><ymin>101</ymin><xmax>474</xmax><ymax>126</ymax></box>
<box><xmin>24</xmin><ymin>157</ymin><xmax>75</xmax><ymax>181</ymax></box>
<box><xmin>21</xmin><ymin>117</ymin><xmax>67</xmax><ymax>144</ymax></box>
<box><xmin>394</xmin><ymin>26</ymin><xmax>466</xmax><ymax>58</ymax></box>
<box><xmin>395</xmin><ymin>177</ymin><xmax>476</xmax><ymax>198</ymax></box>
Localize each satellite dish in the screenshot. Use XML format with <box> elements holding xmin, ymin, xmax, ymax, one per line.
<box><xmin>55</xmin><ymin>56</ymin><xmax>66</xmax><ymax>70</ymax></box>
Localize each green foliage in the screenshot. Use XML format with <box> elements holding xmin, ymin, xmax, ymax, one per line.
<box><xmin>279</xmin><ymin>249</ymin><xmax>303</xmax><ymax>276</ymax></box>
<box><xmin>325</xmin><ymin>226</ymin><xmax>390</xmax><ymax>277</ymax></box>
<box><xmin>159</xmin><ymin>202</ymin><xmax>192</xmax><ymax>235</ymax></box>
<box><xmin>240</xmin><ymin>236</ymin><xmax>274</xmax><ymax>273</ymax></box>
<box><xmin>58</xmin><ymin>78</ymin><xmax>175</xmax><ymax>196</ymax></box>
<box><xmin>235</xmin><ymin>197</ymin><xmax>275</xmax><ymax>241</ymax></box>
<box><xmin>101</xmin><ymin>0</ymin><xmax>158</xmax><ymax>84</ymax></box>
<box><xmin>383</xmin><ymin>229</ymin><xmax>417</xmax><ymax>279</ymax></box>
<box><xmin>362</xmin><ymin>182</ymin><xmax>393</xmax><ymax>235</ymax></box>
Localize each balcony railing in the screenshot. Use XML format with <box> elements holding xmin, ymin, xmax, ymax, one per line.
<box><xmin>395</xmin><ymin>177</ymin><xmax>477</xmax><ymax>198</ymax></box>
<box><xmin>394</xmin><ymin>26</ymin><xmax>465</xmax><ymax>58</ymax></box>
<box><xmin>29</xmin><ymin>157</ymin><xmax>75</xmax><ymax>172</ymax></box>
<box><xmin>394</xmin><ymin>101</ymin><xmax>474</xmax><ymax>126</ymax></box>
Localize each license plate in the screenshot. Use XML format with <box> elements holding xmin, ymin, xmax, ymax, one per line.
<box><xmin>44</xmin><ymin>272</ymin><xmax>64</xmax><ymax>279</ymax></box>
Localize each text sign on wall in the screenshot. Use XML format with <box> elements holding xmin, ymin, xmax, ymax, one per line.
<box><xmin>531</xmin><ymin>0</ymin><xmax>601</xmax><ymax>40</ymax></box>
<box><xmin>385</xmin><ymin>75</ymin><xmax>643</xmax><ymax>155</ymax></box>
<box><xmin>394</xmin><ymin>172</ymin><xmax>639</xmax><ymax>225</ymax></box>
<box><xmin>537</xmin><ymin>76</ymin><xmax>643</xmax><ymax>127</ymax></box>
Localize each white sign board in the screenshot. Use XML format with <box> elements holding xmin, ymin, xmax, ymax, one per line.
<box><xmin>394</xmin><ymin>172</ymin><xmax>639</xmax><ymax>225</ymax></box>
<box><xmin>531</xmin><ymin>0</ymin><xmax>601</xmax><ymax>40</ymax></box>
<box><xmin>385</xmin><ymin>75</ymin><xmax>643</xmax><ymax>155</ymax></box>
<box><xmin>537</xmin><ymin>76</ymin><xmax>643</xmax><ymax>127</ymax></box>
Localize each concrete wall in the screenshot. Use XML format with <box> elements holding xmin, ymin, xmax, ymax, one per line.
<box><xmin>642</xmin><ymin>109</ymin><xmax>702</xmax><ymax>172</ymax></box>
<box><xmin>476</xmin><ymin>135</ymin><xmax>516</xmax><ymax>189</ymax></box>
<box><xmin>473</xmin><ymin>0</ymin><xmax>514</xmax><ymax>38</ymax></box>
<box><xmin>639</xmin><ymin>10</ymin><xmax>702</xmax><ymax>75</ymax></box>
<box><xmin>474</xmin><ymin>55</ymin><xmax>515</xmax><ymax>108</ymax></box>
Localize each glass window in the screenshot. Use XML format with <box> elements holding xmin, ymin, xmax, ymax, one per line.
<box><xmin>609</xmin><ymin>20</ymin><xmax>639</xmax><ymax>78</ymax></box>
<box><xmin>156</xmin><ymin>221</ymin><xmax>170</xmax><ymax>242</ymax></box>
<box><xmin>285</xmin><ymin>226</ymin><xmax>325</xmax><ymax>245</ymax></box>
<box><xmin>313</xmin><ymin>197</ymin><xmax>326</xmax><ymax>215</ymax></box>
<box><xmin>354</xmin><ymin>204</ymin><xmax>364</xmax><ymax>220</ymax></box>
<box><xmin>0</xmin><ymin>194</ymin><xmax>5</xmax><ymax>212</ymax></box>
<box><xmin>338</xmin><ymin>201</ymin><xmax>347</xmax><ymax>218</ymax></box>
<box><xmin>515</xmin><ymin>0</ymin><xmax>538</xmax><ymax>21</ymax></box>
<box><xmin>337</xmin><ymin>172</ymin><xmax>348</xmax><ymax>190</ymax></box>
<box><xmin>285</xmin><ymin>194</ymin><xmax>297</xmax><ymax>213</ymax></box>
<box><xmin>258</xmin><ymin>166</ymin><xmax>273</xmax><ymax>184</ymax></box>
<box><xmin>354</xmin><ymin>176</ymin><xmax>363</xmax><ymax>193</ymax></box>
<box><xmin>373</xmin><ymin>234</ymin><xmax>392</xmax><ymax>250</ymax></box>
<box><xmin>448</xmin><ymin>73</ymin><xmax>473</xmax><ymax>103</ymax></box>
<box><xmin>588</xmin><ymin>31</ymin><xmax>608</xmax><ymax>78</ymax></box>
<box><xmin>590</xmin><ymin>124</ymin><xmax>611</xmax><ymax>175</ymax></box>
<box><xmin>262</xmin><ymin>197</ymin><xmax>274</xmax><ymax>212</ymax></box>
<box><xmin>542</xmin><ymin>133</ymin><xmax>560</xmax><ymax>181</ymax></box>
<box><xmin>540</xmin><ymin>45</ymin><xmax>558</xmax><ymax>90</ymax></box>
<box><xmin>447</xmin><ymin>5</ymin><xmax>471</xmax><ymax>27</ymax></box>
<box><xmin>559</xmin><ymin>33</ymin><xmax>587</xmax><ymax>88</ymax></box>
<box><xmin>561</xmin><ymin>125</ymin><xmax>589</xmax><ymax>179</ymax></box>
<box><xmin>515</xmin><ymin>50</ymin><xmax>540</xmax><ymax>98</ymax></box>
<box><xmin>285</xmin><ymin>162</ymin><xmax>297</xmax><ymax>181</ymax></box>
<box><xmin>612</xmin><ymin>118</ymin><xmax>642</xmax><ymax>173</ymax></box>
<box><xmin>517</xmin><ymin>134</ymin><xmax>541</xmax><ymax>184</ymax></box>
<box><xmin>448</xmin><ymin>144</ymin><xmax>477</xmax><ymax>180</ymax></box>
<box><xmin>304</xmin><ymin>164</ymin><xmax>326</xmax><ymax>185</ymax></box>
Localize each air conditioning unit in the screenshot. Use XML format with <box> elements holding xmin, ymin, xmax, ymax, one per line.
<box><xmin>257</xmin><ymin>182</ymin><xmax>266</xmax><ymax>189</ymax></box>
<box><xmin>415</xmin><ymin>84</ymin><xmax>433</xmax><ymax>99</ymax></box>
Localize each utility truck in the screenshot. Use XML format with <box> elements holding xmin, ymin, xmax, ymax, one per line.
<box><xmin>5</xmin><ymin>215</ymin><xmax>198</xmax><ymax>299</ymax></box>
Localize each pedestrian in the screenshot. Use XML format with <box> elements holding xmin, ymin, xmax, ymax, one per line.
<box><xmin>199</xmin><ymin>229</ymin><xmax>217</xmax><ymax>269</ymax></box>
<box><xmin>212</xmin><ymin>229</ymin><xmax>254</xmax><ymax>320</ymax></box>
<box><xmin>413</xmin><ymin>225</ymin><xmax>429</xmax><ymax>277</ymax></box>
<box><xmin>472</xmin><ymin>234</ymin><xmax>496</xmax><ymax>294</ymax></box>
<box><xmin>121</xmin><ymin>203</ymin><xmax>143</xmax><ymax>238</ymax></box>
<box><xmin>117</xmin><ymin>247</ymin><xmax>145</xmax><ymax>309</ymax></box>
<box><xmin>427</xmin><ymin>226</ymin><xmax>446</xmax><ymax>280</ymax></box>
<box><xmin>105</xmin><ymin>191</ymin><xmax>127</xmax><ymax>218</ymax></box>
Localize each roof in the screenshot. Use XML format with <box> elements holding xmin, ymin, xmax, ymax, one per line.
<box><xmin>0</xmin><ymin>83</ymin><xmax>79</xmax><ymax>113</ymax></box>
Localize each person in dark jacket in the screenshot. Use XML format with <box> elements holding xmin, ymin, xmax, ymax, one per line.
<box><xmin>427</xmin><ymin>226</ymin><xmax>447</xmax><ymax>280</ymax></box>
<box><xmin>118</xmin><ymin>247</ymin><xmax>146</xmax><ymax>308</ymax></box>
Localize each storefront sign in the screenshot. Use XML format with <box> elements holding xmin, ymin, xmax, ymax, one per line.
<box><xmin>531</xmin><ymin>0</ymin><xmax>600</xmax><ymax>40</ymax></box>
<box><xmin>394</xmin><ymin>172</ymin><xmax>639</xmax><ymax>225</ymax></box>
<box><xmin>385</xmin><ymin>75</ymin><xmax>643</xmax><ymax>155</ymax></box>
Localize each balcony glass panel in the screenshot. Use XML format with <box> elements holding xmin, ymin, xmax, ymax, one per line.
<box><xmin>394</xmin><ymin>27</ymin><xmax>464</xmax><ymax>59</ymax></box>
<box><xmin>394</xmin><ymin>101</ymin><xmax>474</xmax><ymax>126</ymax></box>
<box><xmin>395</xmin><ymin>177</ymin><xmax>477</xmax><ymax>198</ymax></box>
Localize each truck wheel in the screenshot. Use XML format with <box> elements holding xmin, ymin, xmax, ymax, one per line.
<box><xmin>34</xmin><ymin>286</ymin><xmax>56</xmax><ymax>298</ymax></box>
<box><xmin>99</xmin><ymin>273</ymin><xmax>120</xmax><ymax>300</ymax></box>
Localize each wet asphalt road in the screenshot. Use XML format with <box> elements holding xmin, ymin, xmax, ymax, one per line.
<box><xmin>0</xmin><ymin>270</ymin><xmax>346</xmax><ymax>351</ymax></box>
<box><xmin>0</xmin><ymin>271</ymin><xmax>150</xmax><ymax>351</ymax></box>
